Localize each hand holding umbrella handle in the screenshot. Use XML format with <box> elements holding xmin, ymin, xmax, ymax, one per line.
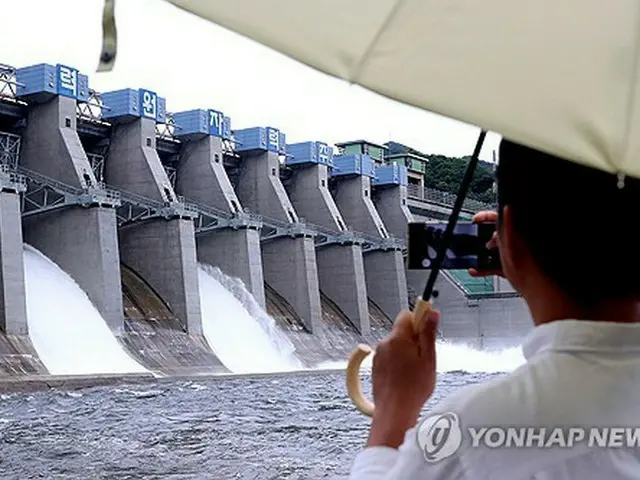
<box><xmin>345</xmin><ymin>297</ymin><xmax>433</xmax><ymax>416</ymax></box>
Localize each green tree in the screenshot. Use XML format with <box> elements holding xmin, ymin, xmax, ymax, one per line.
<box><xmin>385</xmin><ymin>142</ymin><xmax>495</xmax><ymax>204</ymax></box>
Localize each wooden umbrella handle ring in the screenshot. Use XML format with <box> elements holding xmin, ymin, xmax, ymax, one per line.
<box><xmin>345</xmin><ymin>298</ymin><xmax>432</xmax><ymax>416</ymax></box>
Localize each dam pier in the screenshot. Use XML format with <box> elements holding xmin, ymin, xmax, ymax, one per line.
<box><xmin>0</xmin><ymin>60</ymin><xmax>531</xmax><ymax>384</ymax></box>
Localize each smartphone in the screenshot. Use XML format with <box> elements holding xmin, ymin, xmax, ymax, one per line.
<box><xmin>407</xmin><ymin>222</ymin><xmax>501</xmax><ymax>271</ymax></box>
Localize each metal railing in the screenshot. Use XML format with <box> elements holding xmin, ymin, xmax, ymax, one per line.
<box><xmin>17</xmin><ymin>166</ymin><xmax>118</xmax><ymax>199</ymax></box>
<box><xmin>156</xmin><ymin>113</ymin><xmax>181</xmax><ymax>141</ymax></box>
<box><xmin>0</xmin><ymin>131</ymin><xmax>21</xmax><ymax>169</ymax></box>
<box><xmin>259</xmin><ymin>213</ymin><xmax>316</xmax><ymax>240</ymax></box>
<box><xmin>76</xmin><ymin>89</ymin><xmax>111</xmax><ymax>123</ymax></box>
<box><xmin>444</xmin><ymin>270</ymin><xmax>494</xmax><ymax>295</ymax></box>
<box><xmin>407</xmin><ymin>183</ymin><xmax>496</xmax><ymax>212</ymax></box>
<box><xmin>115</xmin><ymin>187</ymin><xmax>198</xmax><ymax>219</ymax></box>
<box><xmin>0</xmin><ymin>64</ymin><xmax>22</xmax><ymax>100</ymax></box>
<box><xmin>0</xmin><ymin>164</ymin><xmax>26</xmax><ymax>192</ymax></box>
<box><xmin>358</xmin><ymin>231</ymin><xmax>405</xmax><ymax>251</ymax></box>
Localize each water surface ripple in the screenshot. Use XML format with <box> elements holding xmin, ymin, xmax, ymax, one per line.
<box><xmin>0</xmin><ymin>371</ymin><xmax>504</xmax><ymax>479</ymax></box>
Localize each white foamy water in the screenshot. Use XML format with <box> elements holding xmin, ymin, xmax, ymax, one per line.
<box><xmin>315</xmin><ymin>341</ymin><xmax>525</xmax><ymax>373</ymax></box>
<box><xmin>23</xmin><ymin>244</ymin><xmax>148</xmax><ymax>376</ymax></box>
<box><xmin>198</xmin><ymin>263</ymin><xmax>303</xmax><ymax>374</ymax></box>
<box><xmin>436</xmin><ymin>341</ymin><xmax>525</xmax><ymax>373</ymax></box>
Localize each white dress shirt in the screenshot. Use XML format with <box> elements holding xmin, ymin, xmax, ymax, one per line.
<box><xmin>349</xmin><ymin>319</ymin><xmax>640</xmax><ymax>479</ymax></box>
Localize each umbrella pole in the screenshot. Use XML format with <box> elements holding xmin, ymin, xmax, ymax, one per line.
<box><xmin>420</xmin><ymin>130</ymin><xmax>488</xmax><ymax>303</ymax></box>
<box><xmin>345</xmin><ymin>130</ymin><xmax>489</xmax><ymax>417</ymax></box>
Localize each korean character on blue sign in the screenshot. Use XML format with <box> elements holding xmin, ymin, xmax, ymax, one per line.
<box><xmin>139</xmin><ymin>89</ymin><xmax>158</xmax><ymax>120</ymax></box>
<box><xmin>267</xmin><ymin>127</ymin><xmax>280</xmax><ymax>152</ymax></box>
<box><xmin>317</xmin><ymin>142</ymin><xmax>332</xmax><ymax>164</ymax></box>
<box><xmin>209</xmin><ymin>109</ymin><xmax>224</xmax><ymax>137</ymax></box>
<box><xmin>57</xmin><ymin>64</ymin><xmax>78</xmax><ymax>98</ymax></box>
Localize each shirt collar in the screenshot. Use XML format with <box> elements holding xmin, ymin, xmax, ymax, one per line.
<box><xmin>521</xmin><ymin>319</ymin><xmax>640</xmax><ymax>360</ymax></box>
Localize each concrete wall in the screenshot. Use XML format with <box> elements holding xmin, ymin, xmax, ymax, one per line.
<box><xmin>235</xmin><ymin>151</ymin><xmax>322</xmax><ymax>332</ymax></box>
<box><xmin>406</xmin><ymin>270</ymin><xmax>531</xmax><ymax>349</ymax></box>
<box><xmin>19</xmin><ymin>96</ymin><xmax>123</xmax><ymax>331</ymax></box>
<box><xmin>331</xmin><ymin>174</ymin><xmax>408</xmax><ymax>319</ymax></box>
<box><xmin>23</xmin><ymin>207</ymin><xmax>123</xmax><ymax>332</ymax></box>
<box><xmin>105</xmin><ymin>117</ymin><xmax>202</xmax><ymax>334</ymax></box>
<box><xmin>286</xmin><ymin>164</ymin><xmax>369</xmax><ymax>333</ymax></box>
<box><xmin>176</xmin><ymin>136</ymin><xmax>242</xmax><ymax>213</ymax></box>
<box><xmin>315</xmin><ymin>245</ymin><xmax>369</xmax><ymax>334</ymax></box>
<box><xmin>106</xmin><ymin>118</ymin><xmax>174</xmax><ymax>202</ymax></box>
<box><xmin>364</xmin><ymin>250</ymin><xmax>408</xmax><ymax>321</ymax></box>
<box><xmin>0</xmin><ymin>192</ymin><xmax>28</xmax><ymax>335</ymax></box>
<box><xmin>175</xmin><ymin>135</ymin><xmax>266</xmax><ymax>306</ymax></box>
<box><xmin>196</xmin><ymin>229</ymin><xmax>265</xmax><ymax>307</ymax></box>
<box><xmin>494</xmin><ymin>276</ymin><xmax>517</xmax><ymax>293</ymax></box>
<box><xmin>19</xmin><ymin>97</ymin><xmax>99</xmax><ymax>189</ymax></box>
<box><xmin>332</xmin><ymin>175</ymin><xmax>387</xmax><ymax>237</ymax></box>
<box><xmin>237</xmin><ymin>151</ymin><xmax>299</xmax><ymax>222</ymax></box>
<box><xmin>119</xmin><ymin>219</ymin><xmax>201</xmax><ymax>335</ymax></box>
<box><xmin>261</xmin><ymin>236</ymin><xmax>322</xmax><ymax>332</ymax></box>
<box><xmin>286</xmin><ymin>164</ymin><xmax>346</xmax><ymax>229</ymax></box>
<box><xmin>373</xmin><ymin>184</ymin><xmax>413</xmax><ymax>242</ymax></box>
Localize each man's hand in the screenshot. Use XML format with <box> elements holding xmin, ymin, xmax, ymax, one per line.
<box><xmin>367</xmin><ymin>308</ymin><xmax>440</xmax><ymax>448</ymax></box>
<box><xmin>468</xmin><ymin>210</ymin><xmax>505</xmax><ymax>278</ymax></box>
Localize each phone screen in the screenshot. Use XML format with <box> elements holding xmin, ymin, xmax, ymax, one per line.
<box><xmin>407</xmin><ymin>222</ymin><xmax>500</xmax><ymax>271</ymax></box>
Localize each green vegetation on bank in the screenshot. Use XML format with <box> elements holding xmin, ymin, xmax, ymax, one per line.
<box><xmin>385</xmin><ymin>141</ymin><xmax>496</xmax><ymax>204</ymax></box>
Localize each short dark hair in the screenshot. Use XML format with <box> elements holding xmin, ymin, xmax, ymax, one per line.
<box><xmin>497</xmin><ymin>139</ymin><xmax>640</xmax><ymax>306</ymax></box>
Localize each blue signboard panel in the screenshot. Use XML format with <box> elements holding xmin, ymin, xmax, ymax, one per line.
<box><xmin>139</xmin><ymin>89</ymin><xmax>158</xmax><ymax>119</ymax></box>
<box><xmin>373</xmin><ymin>165</ymin><xmax>408</xmax><ymax>186</ymax></box>
<box><xmin>279</xmin><ymin>132</ymin><xmax>287</xmax><ymax>155</ymax></box>
<box><xmin>235</xmin><ymin>126</ymin><xmax>286</xmax><ymax>153</ymax></box>
<box><xmin>56</xmin><ymin>64</ymin><xmax>78</xmax><ymax>98</ymax></box>
<box><xmin>316</xmin><ymin>142</ymin><xmax>333</xmax><ymax>166</ymax></box>
<box><xmin>286</xmin><ymin>142</ymin><xmax>314</xmax><ymax>165</ymax></box>
<box><xmin>399</xmin><ymin>165</ymin><xmax>408</xmax><ymax>186</ymax></box>
<box><xmin>222</xmin><ymin>116</ymin><xmax>232</xmax><ymax>140</ymax></box>
<box><xmin>16</xmin><ymin>63</ymin><xmax>88</xmax><ymax>101</ymax></box>
<box><xmin>171</xmin><ymin>109</ymin><xmax>230</xmax><ymax>138</ymax></box>
<box><xmin>361</xmin><ymin>154</ymin><xmax>375</xmax><ymax>178</ymax></box>
<box><xmin>208</xmin><ymin>109</ymin><xmax>225</xmax><ymax>137</ymax></box>
<box><xmin>157</xmin><ymin>96</ymin><xmax>166</xmax><ymax>123</ymax></box>
<box><xmin>331</xmin><ymin>154</ymin><xmax>376</xmax><ymax>178</ymax></box>
<box><xmin>287</xmin><ymin>141</ymin><xmax>334</xmax><ymax>166</ymax></box>
<box><xmin>56</xmin><ymin>64</ymin><xmax>88</xmax><ymax>100</ymax></box>
<box><xmin>101</xmin><ymin>88</ymin><xmax>138</xmax><ymax>120</ymax></box>
<box><xmin>102</xmin><ymin>88</ymin><xmax>166</xmax><ymax>122</ymax></box>
<box><xmin>172</xmin><ymin>109</ymin><xmax>208</xmax><ymax>136</ymax></box>
<box><xmin>234</xmin><ymin>127</ymin><xmax>267</xmax><ymax>152</ymax></box>
<box><xmin>266</xmin><ymin>127</ymin><xmax>280</xmax><ymax>153</ymax></box>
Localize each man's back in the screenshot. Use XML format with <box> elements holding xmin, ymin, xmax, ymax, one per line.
<box><xmin>350</xmin><ymin>319</ymin><xmax>640</xmax><ymax>479</ymax></box>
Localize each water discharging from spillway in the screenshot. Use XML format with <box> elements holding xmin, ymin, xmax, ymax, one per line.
<box><xmin>198</xmin><ymin>264</ymin><xmax>303</xmax><ymax>374</ymax></box>
<box><xmin>23</xmin><ymin>245</ymin><xmax>148</xmax><ymax>376</ymax></box>
<box><xmin>317</xmin><ymin>341</ymin><xmax>525</xmax><ymax>373</ymax></box>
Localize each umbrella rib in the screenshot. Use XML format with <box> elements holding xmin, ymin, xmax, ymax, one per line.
<box><xmin>348</xmin><ymin>0</ymin><xmax>410</xmax><ymax>84</ymax></box>
<box><xmin>621</xmin><ymin>3</ymin><xmax>640</xmax><ymax>172</ymax></box>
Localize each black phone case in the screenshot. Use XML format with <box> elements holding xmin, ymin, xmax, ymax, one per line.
<box><xmin>407</xmin><ymin>222</ymin><xmax>501</xmax><ymax>270</ymax></box>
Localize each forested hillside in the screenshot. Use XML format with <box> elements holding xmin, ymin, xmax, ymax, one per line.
<box><xmin>385</xmin><ymin>141</ymin><xmax>496</xmax><ymax>204</ymax></box>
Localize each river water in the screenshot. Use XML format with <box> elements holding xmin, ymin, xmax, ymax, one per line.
<box><xmin>0</xmin><ymin>370</ymin><xmax>504</xmax><ymax>479</ymax></box>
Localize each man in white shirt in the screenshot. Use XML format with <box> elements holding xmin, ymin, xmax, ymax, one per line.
<box><xmin>349</xmin><ymin>139</ymin><xmax>640</xmax><ymax>479</ymax></box>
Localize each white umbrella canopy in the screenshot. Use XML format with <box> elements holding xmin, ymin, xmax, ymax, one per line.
<box><xmin>163</xmin><ymin>0</ymin><xmax>640</xmax><ymax>179</ymax></box>
<box><xmin>153</xmin><ymin>0</ymin><xmax>640</xmax><ymax>417</ymax></box>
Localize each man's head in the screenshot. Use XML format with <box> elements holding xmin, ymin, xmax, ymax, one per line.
<box><xmin>496</xmin><ymin>139</ymin><xmax>640</xmax><ymax>312</ymax></box>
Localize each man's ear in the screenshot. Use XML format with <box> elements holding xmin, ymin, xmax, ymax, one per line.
<box><xmin>499</xmin><ymin>205</ymin><xmax>518</xmax><ymax>273</ymax></box>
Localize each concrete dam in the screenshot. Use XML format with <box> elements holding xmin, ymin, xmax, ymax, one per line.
<box><xmin>0</xmin><ymin>61</ymin><xmax>531</xmax><ymax>381</ymax></box>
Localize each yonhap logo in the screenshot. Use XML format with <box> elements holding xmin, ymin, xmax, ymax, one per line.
<box><xmin>417</xmin><ymin>412</ymin><xmax>462</xmax><ymax>462</ymax></box>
